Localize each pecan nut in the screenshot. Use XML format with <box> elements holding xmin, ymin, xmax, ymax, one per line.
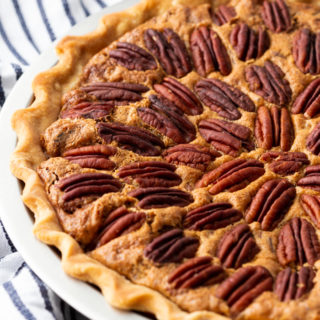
<box><xmin>245</xmin><ymin>61</ymin><xmax>292</xmax><ymax>106</ymax></box>
<box><xmin>138</xmin><ymin>95</ymin><xmax>196</xmax><ymax>144</ymax></box>
<box><xmin>293</xmin><ymin>28</ymin><xmax>320</xmax><ymax>75</ymax></box>
<box><xmin>216</xmin><ymin>224</ymin><xmax>260</xmax><ymax>269</ymax></box>
<box><xmin>260</xmin><ymin>151</ymin><xmax>309</xmax><ymax>175</ymax></box>
<box><xmin>291</xmin><ymin>78</ymin><xmax>320</xmax><ymax>118</ymax></box>
<box><xmin>128</xmin><ymin>187</ymin><xmax>193</xmax><ymax>209</ymax></box>
<box><xmin>261</xmin><ymin>0</ymin><xmax>291</xmax><ymax>33</ymax></box>
<box><xmin>199</xmin><ymin>119</ymin><xmax>254</xmax><ymax>157</ymax></box>
<box><xmin>275</xmin><ymin>267</ymin><xmax>315</xmax><ymax>302</ymax></box>
<box><xmin>184</xmin><ymin>202</ymin><xmax>242</xmax><ymax>231</ymax></box>
<box><xmin>163</xmin><ymin>144</ymin><xmax>220</xmax><ymax>171</ymax></box>
<box><xmin>245</xmin><ymin>179</ymin><xmax>296</xmax><ymax>231</ymax></box>
<box><xmin>57</xmin><ymin>172</ymin><xmax>122</xmax><ymax>202</ymax></box>
<box><xmin>195</xmin><ymin>78</ymin><xmax>255</xmax><ymax>120</ymax></box>
<box><xmin>212</xmin><ymin>5</ymin><xmax>236</xmax><ymax>26</ymax></box>
<box><xmin>230</xmin><ymin>23</ymin><xmax>270</xmax><ymax>61</ymax></box>
<box><xmin>306</xmin><ymin>123</ymin><xmax>320</xmax><ymax>155</ymax></box>
<box><xmin>168</xmin><ymin>256</ymin><xmax>225</xmax><ymax>289</ymax></box>
<box><xmin>97</xmin><ymin>122</ymin><xmax>164</xmax><ymax>156</ymax></box>
<box><xmin>277</xmin><ymin>217</ymin><xmax>320</xmax><ymax>266</ymax></box>
<box><xmin>190</xmin><ymin>26</ymin><xmax>231</xmax><ymax>77</ymax></box>
<box><xmin>255</xmin><ymin>106</ymin><xmax>294</xmax><ymax>151</ymax></box>
<box><xmin>298</xmin><ymin>165</ymin><xmax>320</xmax><ymax>191</ymax></box>
<box><xmin>144</xmin><ymin>229</ymin><xmax>199</xmax><ymax>263</ymax></box>
<box><xmin>109</xmin><ymin>42</ymin><xmax>157</xmax><ymax>71</ymax></box>
<box><xmin>300</xmin><ymin>194</ymin><xmax>320</xmax><ymax>228</ymax></box>
<box><xmin>143</xmin><ymin>28</ymin><xmax>191</xmax><ymax>78</ymax></box>
<box><xmin>196</xmin><ymin>159</ymin><xmax>265</xmax><ymax>195</ymax></box>
<box><xmin>63</xmin><ymin>145</ymin><xmax>116</xmax><ymax>170</ymax></box>
<box><xmin>117</xmin><ymin>161</ymin><xmax>181</xmax><ymax>188</ymax></box>
<box><xmin>153</xmin><ymin>77</ymin><xmax>203</xmax><ymax>115</ymax></box>
<box><xmin>215</xmin><ymin>266</ymin><xmax>273</xmax><ymax>314</ymax></box>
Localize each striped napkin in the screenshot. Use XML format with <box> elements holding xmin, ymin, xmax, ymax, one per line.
<box><xmin>0</xmin><ymin>0</ymin><xmax>123</xmax><ymax>319</ymax></box>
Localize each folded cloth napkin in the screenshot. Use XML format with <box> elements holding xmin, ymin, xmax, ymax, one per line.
<box><xmin>0</xmin><ymin>0</ymin><xmax>123</xmax><ymax>319</ymax></box>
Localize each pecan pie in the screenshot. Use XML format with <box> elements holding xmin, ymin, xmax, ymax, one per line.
<box><xmin>10</xmin><ymin>0</ymin><xmax>320</xmax><ymax>319</ymax></box>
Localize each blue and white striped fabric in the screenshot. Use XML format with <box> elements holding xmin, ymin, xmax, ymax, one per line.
<box><xmin>0</xmin><ymin>1</ymin><xmax>123</xmax><ymax>319</ymax></box>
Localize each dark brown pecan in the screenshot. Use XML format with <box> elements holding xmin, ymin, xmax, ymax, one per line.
<box><xmin>300</xmin><ymin>194</ymin><xmax>320</xmax><ymax>228</ymax></box>
<box><xmin>117</xmin><ymin>161</ymin><xmax>181</xmax><ymax>188</ymax></box>
<box><xmin>275</xmin><ymin>267</ymin><xmax>315</xmax><ymax>302</ymax></box>
<box><xmin>62</xmin><ymin>145</ymin><xmax>116</xmax><ymax>170</ymax></box>
<box><xmin>94</xmin><ymin>206</ymin><xmax>146</xmax><ymax>247</ymax></box>
<box><xmin>153</xmin><ymin>77</ymin><xmax>203</xmax><ymax>115</ymax></box>
<box><xmin>143</xmin><ymin>28</ymin><xmax>191</xmax><ymax>78</ymax></box>
<box><xmin>144</xmin><ymin>229</ymin><xmax>199</xmax><ymax>263</ymax></box>
<box><xmin>245</xmin><ymin>61</ymin><xmax>292</xmax><ymax>106</ymax></box>
<box><xmin>216</xmin><ymin>224</ymin><xmax>260</xmax><ymax>269</ymax></box>
<box><xmin>255</xmin><ymin>106</ymin><xmax>294</xmax><ymax>151</ymax></box>
<box><xmin>306</xmin><ymin>123</ymin><xmax>320</xmax><ymax>155</ymax></box>
<box><xmin>184</xmin><ymin>202</ymin><xmax>242</xmax><ymax>231</ymax></box>
<box><xmin>138</xmin><ymin>95</ymin><xmax>196</xmax><ymax>144</ymax></box>
<box><xmin>163</xmin><ymin>144</ymin><xmax>220</xmax><ymax>171</ymax></box>
<box><xmin>97</xmin><ymin>122</ymin><xmax>164</xmax><ymax>156</ymax></box>
<box><xmin>199</xmin><ymin>119</ymin><xmax>254</xmax><ymax>157</ymax></box>
<box><xmin>128</xmin><ymin>187</ymin><xmax>193</xmax><ymax>209</ymax></box>
<box><xmin>260</xmin><ymin>151</ymin><xmax>309</xmax><ymax>175</ymax></box>
<box><xmin>57</xmin><ymin>172</ymin><xmax>122</xmax><ymax>202</ymax></box>
<box><xmin>215</xmin><ymin>266</ymin><xmax>273</xmax><ymax>314</ymax></box>
<box><xmin>261</xmin><ymin>0</ymin><xmax>291</xmax><ymax>33</ymax></box>
<box><xmin>212</xmin><ymin>5</ymin><xmax>236</xmax><ymax>26</ymax></box>
<box><xmin>196</xmin><ymin>159</ymin><xmax>265</xmax><ymax>195</ymax></box>
<box><xmin>190</xmin><ymin>26</ymin><xmax>231</xmax><ymax>77</ymax></box>
<box><xmin>245</xmin><ymin>179</ymin><xmax>295</xmax><ymax>231</ymax></box>
<box><xmin>277</xmin><ymin>217</ymin><xmax>320</xmax><ymax>266</ymax></box>
<box><xmin>109</xmin><ymin>42</ymin><xmax>157</xmax><ymax>71</ymax></box>
<box><xmin>298</xmin><ymin>165</ymin><xmax>320</xmax><ymax>191</ymax></box>
<box><xmin>293</xmin><ymin>28</ymin><xmax>320</xmax><ymax>75</ymax></box>
<box><xmin>230</xmin><ymin>23</ymin><xmax>270</xmax><ymax>61</ymax></box>
<box><xmin>168</xmin><ymin>256</ymin><xmax>225</xmax><ymax>289</ymax></box>
<box><xmin>195</xmin><ymin>79</ymin><xmax>255</xmax><ymax>120</ymax></box>
<box><xmin>291</xmin><ymin>79</ymin><xmax>320</xmax><ymax>118</ymax></box>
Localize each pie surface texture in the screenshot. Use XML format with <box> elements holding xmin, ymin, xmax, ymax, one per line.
<box><xmin>10</xmin><ymin>0</ymin><xmax>320</xmax><ymax>319</ymax></box>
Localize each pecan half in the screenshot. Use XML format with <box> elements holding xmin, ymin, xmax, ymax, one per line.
<box><xmin>291</xmin><ymin>79</ymin><xmax>320</xmax><ymax>118</ymax></box>
<box><xmin>215</xmin><ymin>266</ymin><xmax>273</xmax><ymax>314</ymax></box>
<box><xmin>255</xmin><ymin>106</ymin><xmax>294</xmax><ymax>151</ymax></box>
<box><xmin>245</xmin><ymin>61</ymin><xmax>292</xmax><ymax>106</ymax></box>
<box><xmin>94</xmin><ymin>206</ymin><xmax>146</xmax><ymax>247</ymax></box>
<box><xmin>261</xmin><ymin>0</ymin><xmax>291</xmax><ymax>33</ymax></box>
<box><xmin>300</xmin><ymin>194</ymin><xmax>320</xmax><ymax>228</ymax></box>
<box><xmin>275</xmin><ymin>267</ymin><xmax>315</xmax><ymax>301</ymax></box>
<box><xmin>245</xmin><ymin>179</ymin><xmax>296</xmax><ymax>231</ymax></box>
<box><xmin>293</xmin><ymin>28</ymin><xmax>320</xmax><ymax>75</ymax></box>
<box><xmin>184</xmin><ymin>203</ymin><xmax>242</xmax><ymax>231</ymax></box>
<box><xmin>128</xmin><ymin>187</ymin><xmax>193</xmax><ymax>209</ymax></box>
<box><xmin>168</xmin><ymin>257</ymin><xmax>225</xmax><ymax>289</ymax></box>
<box><xmin>216</xmin><ymin>224</ymin><xmax>260</xmax><ymax>269</ymax></box>
<box><xmin>109</xmin><ymin>42</ymin><xmax>157</xmax><ymax>71</ymax></box>
<box><xmin>143</xmin><ymin>28</ymin><xmax>191</xmax><ymax>78</ymax></box>
<box><xmin>190</xmin><ymin>26</ymin><xmax>231</xmax><ymax>77</ymax></box>
<box><xmin>195</xmin><ymin>79</ymin><xmax>255</xmax><ymax>120</ymax></box>
<box><xmin>230</xmin><ymin>23</ymin><xmax>270</xmax><ymax>61</ymax></box>
<box><xmin>163</xmin><ymin>144</ymin><xmax>220</xmax><ymax>171</ymax></box>
<box><xmin>212</xmin><ymin>5</ymin><xmax>236</xmax><ymax>26</ymax></box>
<box><xmin>138</xmin><ymin>95</ymin><xmax>196</xmax><ymax>144</ymax></box>
<box><xmin>63</xmin><ymin>145</ymin><xmax>116</xmax><ymax>170</ymax></box>
<box><xmin>199</xmin><ymin>119</ymin><xmax>254</xmax><ymax>157</ymax></box>
<box><xmin>97</xmin><ymin>122</ymin><xmax>164</xmax><ymax>156</ymax></box>
<box><xmin>260</xmin><ymin>151</ymin><xmax>309</xmax><ymax>175</ymax></box>
<box><xmin>196</xmin><ymin>159</ymin><xmax>265</xmax><ymax>195</ymax></box>
<box><xmin>144</xmin><ymin>229</ymin><xmax>199</xmax><ymax>263</ymax></box>
<box><xmin>306</xmin><ymin>123</ymin><xmax>320</xmax><ymax>155</ymax></box>
<box><xmin>117</xmin><ymin>161</ymin><xmax>181</xmax><ymax>188</ymax></box>
<box><xmin>298</xmin><ymin>165</ymin><xmax>320</xmax><ymax>191</ymax></box>
<box><xmin>57</xmin><ymin>173</ymin><xmax>122</xmax><ymax>202</ymax></box>
<box><xmin>153</xmin><ymin>77</ymin><xmax>203</xmax><ymax>115</ymax></box>
<box><xmin>277</xmin><ymin>217</ymin><xmax>320</xmax><ymax>266</ymax></box>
